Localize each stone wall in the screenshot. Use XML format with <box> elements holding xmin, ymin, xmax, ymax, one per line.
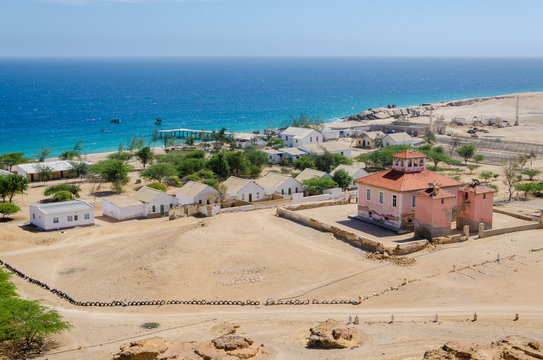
<box><xmin>479</xmin><ymin>221</ymin><xmax>543</xmax><ymax>238</ymax></box>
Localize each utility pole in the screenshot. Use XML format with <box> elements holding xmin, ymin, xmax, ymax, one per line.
<box><xmin>514</xmin><ymin>97</ymin><xmax>519</xmax><ymax>126</ymax></box>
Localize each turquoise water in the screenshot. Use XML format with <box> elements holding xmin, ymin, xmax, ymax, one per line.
<box><xmin>1</xmin><ymin>57</ymin><xmax>543</xmax><ymax>157</ymax></box>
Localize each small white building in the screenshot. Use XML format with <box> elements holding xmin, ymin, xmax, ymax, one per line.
<box><xmin>382</xmin><ymin>132</ymin><xmax>415</xmax><ymax>147</ymax></box>
<box><xmin>331</xmin><ymin>164</ymin><xmax>369</xmax><ymax>188</ymax></box>
<box><xmin>356</xmin><ymin>131</ymin><xmax>385</xmax><ymax>148</ymax></box>
<box><xmin>262</xmin><ymin>149</ymin><xmax>283</xmax><ymax>164</ymax></box>
<box><xmin>17</xmin><ymin>160</ymin><xmax>91</xmax><ymax>182</ymax></box>
<box><xmin>322</xmin><ymin>128</ymin><xmax>340</xmax><ymax>141</ymax></box>
<box><xmin>279</xmin><ymin>147</ymin><xmax>310</xmax><ymax>163</ymax></box>
<box><xmin>299</xmin><ymin>141</ymin><xmax>352</xmax><ymax>159</ymax></box>
<box><xmin>223</xmin><ymin>176</ymin><xmax>265</xmax><ymax>202</ymax></box>
<box><xmin>280</xmin><ymin>127</ymin><xmax>323</xmax><ymax>148</ymax></box>
<box><xmin>295</xmin><ymin>168</ymin><xmax>332</xmax><ymax>183</ymax></box>
<box><xmin>176</xmin><ymin>181</ymin><xmax>219</xmax><ymax>205</ymax></box>
<box><xmin>102</xmin><ymin>195</ymin><xmax>145</xmax><ymax>220</ymax></box>
<box><xmin>132</xmin><ymin>186</ymin><xmax>177</xmax><ymax>217</ymax></box>
<box><xmin>257</xmin><ymin>172</ymin><xmax>302</xmax><ymax>197</ymax></box>
<box><xmin>29</xmin><ymin>200</ymin><xmax>94</xmax><ymax>231</ymax></box>
<box><xmin>0</xmin><ymin>169</ymin><xmax>12</xmax><ymax>176</ymax></box>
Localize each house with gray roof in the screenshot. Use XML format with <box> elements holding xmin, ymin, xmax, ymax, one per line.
<box><xmin>176</xmin><ymin>181</ymin><xmax>219</xmax><ymax>205</ymax></box>
<box><xmin>280</xmin><ymin>127</ymin><xmax>323</xmax><ymax>147</ymax></box>
<box><xmin>256</xmin><ymin>172</ymin><xmax>302</xmax><ymax>197</ymax></box>
<box><xmin>29</xmin><ymin>200</ymin><xmax>94</xmax><ymax>230</ymax></box>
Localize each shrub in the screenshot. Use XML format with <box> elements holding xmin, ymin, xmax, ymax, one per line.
<box><xmin>141</xmin><ymin>163</ymin><xmax>177</xmax><ymax>182</ymax></box>
<box><xmin>202</xmin><ymin>179</ymin><xmax>219</xmax><ymax>189</ymax></box>
<box><xmin>147</xmin><ymin>182</ymin><xmax>167</xmax><ymax>192</ymax></box>
<box><xmin>165</xmin><ymin>176</ymin><xmax>183</xmax><ymax>187</ymax></box>
<box><xmin>0</xmin><ymin>202</ymin><xmax>20</xmax><ymax>219</ymax></box>
<box><xmin>185</xmin><ymin>174</ymin><xmax>201</xmax><ymax>182</ymax></box>
<box><xmin>44</xmin><ymin>184</ymin><xmax>80</xmax><ymax>198</ymax></box>
<box><xmin>332</xmin><ymin>169</ymin><xmax>353</xmax><ymax>190</ymax></box>
<box><xmin>50</xmin><ymin>190</ymin><xmax>74</xmax><ymax>202</ymax></box>
<box><xmin>302</xmin><ymin>177</ymin><xmax>338</xmax><ymax>195</ymax></box>
<box><xmin>140</xmin><ymin>322</ymin><xmax>160</xmax><ymax>330</ymax></box>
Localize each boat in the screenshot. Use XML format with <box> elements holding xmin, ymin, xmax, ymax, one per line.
<box><xmin>110</xmin><ymin>118</ymin><xmax>121</xmax><ymax>124</ymax></box>
<box><xmin>155</xmin><ymin>117</ymin><xmax>163</xmax><ymax>125</ymax></box>
<box><xmin>100</xmin><ymin>129</ymin><xmax>108</xmax><ymax>132</ymax></box>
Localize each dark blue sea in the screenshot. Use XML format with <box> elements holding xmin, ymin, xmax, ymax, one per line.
<box><xmin>1</xmin><ymin>57</ymin><xmax>543</xmax><ymax>157</ymax></box>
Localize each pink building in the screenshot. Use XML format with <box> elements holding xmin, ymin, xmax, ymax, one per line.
<box><xmin>356</xmin><ymin>150</ymin><xmax>463</xmax><ymax>232</ymax></box>
<box><xmin>456</xmin><ymin>180</ymin><xmax>495</xmax><ymax>231</ymax></box>
<box><xmin>414</xmin><ymin>183</ymin><xmax>456</xmax><ymax>240</ymax></box>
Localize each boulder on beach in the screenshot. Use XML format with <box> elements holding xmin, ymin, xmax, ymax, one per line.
<box><xmin>306</xmin><ymin>319</ymin><xmax>361</xmax><ymax>349</ymax></box>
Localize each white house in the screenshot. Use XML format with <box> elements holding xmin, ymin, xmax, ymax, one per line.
<box><xmin>295</xmin><ymin>168</ymin><xmax>332</xmax><ymax>183</ymax></box>
<box><xmin>17</xmin><ymin>160</ymin><xmax>91</xmax><ymax>182</ymax></box>
<box><xmin>0</xmin><ymin>169</ymin><xmax>12</xmax><ymax>176</ymax></box>
<box><xmin>382</xmin><ymin>132</ymin><xmax>415</xmax><ymax>147</ymax></box>
<box><xmin>331</xmin><ymin>164</ymin><xmax>369</xmax><ymax>188</ymax></box>
<box><xmin>102</xmin><ymin>195</ymin><xmax>145</xmax><ymax>220</ymax></box>
<box><xmin>355</xmin><ymin>131</ymin><xmax>385</xmax><ymax>148</ymax></box>
<box><xmin>280</xmin><ymin>127</ymin><xmax>323</xmax><ymax>147</ymax></box>
<box><xmin>262</xmin><ymin>149</ymin><xmax>283</xmax><ymax>164</ymax></box>
<box><xmin>132</xmin><ymin>186</ymin><xmax>177</xmax><ymax>217</ymax></box>
<box><xmin>223</xmin><ymin>176</ymin><xmax>265</xmax><ymax>202</ymax></box>
<box><xmin>322</xmin><ymin>128</ymin><xmax>340</xmax><ymax>141</ymax></box>
<box><xmin>176</xmin><ymin>181</ymin><xmax>219</xmax><ymax>205</ymax></box>
<box><xmin>29</xmin><ymin>200</ymin><xmax>94</xmax><ymax>231</ymax></box>
<box><xmin>257</xmin><ymin>172</ymin><xmax>302</xmax><ymax>197</ymax></box>
<box><xmin>279</xmin><ymin>147</ymin><xmax>310</xmax><ymax>163</ymax></box>
<box><xmin>299</xmin><ymin>141</ymin><xmax>352</xmax><ymax>159</ymax></box>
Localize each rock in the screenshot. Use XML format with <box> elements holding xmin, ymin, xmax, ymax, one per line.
<box><xmin>211</xmin><ymin>322</ymin><xmax>240</xmax><ymax>336</ymax></box>
<box><xmin>422</xmin><ymin>336</ymin><xmax>543</xmax><ymax>360</ymax></box>
<box><xmin>306</xmin><ymin>319</ymin><xmax>356</xmax><ymax>349</ymax></box>
<box><xmin>113</xmin><ymin>337</ymin><xmax>169</xmax><ymax>360</ymax></box>
<box><xmin>212</xmin><ymin>335</ymin><xmax>253</xmax><ymax>351</ymax></box>
<box><xmin>195</xmin><ymin>335</ymin><xmax>264</xmax><ymax>359</ymax></box>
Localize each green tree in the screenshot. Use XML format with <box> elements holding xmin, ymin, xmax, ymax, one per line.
<box><xmin>502</xmin><ymin>156</ymin><xmax>524</xmax><ymax>201</ymax></box>
<box><xmin>70</xmin><ymin>161</ymin><xmax>89</xmax><ymax>182</ymax></box>
<box><xmin>35</xmin><ymin>146</ymin><xmax>51</xmax><ymax>162</ymax></box>
<box><xmin>198</xmin><ymin>169</ymin><xmax>215</xmax><ymax>179</ymax></box>
<box><xmin>523</xmin><ymin>169</ymin><xmax>541</xmax><ymax>181</ymax></box>
<box><xmin>466</xmin><ymin>164</ymin><xmax>480</xmax><ymax>174</ymax></box>
<box><xmin>36</xmin><ymin>164</ymin><xmax>53</xmax><ymax>185</ymax></box>
<box><xmin>315</xmin><ymin>152</ymin><xmax>335</xmax><ymax>173</ymax></box>
<box><xmin>202</xmin><ymin>178</ymin><xmax>219</xmax><ymax>189</ymax></box>
<box><xmin>177</xmin><ymin>158</ymin><xmax>206</xmax><ymax>177</ymax></box>
<box><xmin>207</xmin><ymin>153</ymin><xmax>230</xmax><ymax>180</ymax></box>
<box><xmin>107</xmin><ymin>151</ymin><xmax>133</xmax><ymax>162</ymax></box>
<box><xmin>479</xmin><ymin>170</ymin><xmax>493</xmax><ymax>183</ymax></box>
<box><xmin>165</xmin><ymin>176</ymin><xmax>183</xmax><ymax>187</ymax></box>
<box><xmin>44</xmin><ymin>184</ymin><xmax>81</xmax><ymax>198</ymax></box>
<box><xmin>185</xmin><ymin>174</ymin><xmax>201</xmax><ymax>182</ymax></box>
<box><xmin>355</xmin><ymin>145</ymin><xmax>413</xmax><ymax>169</ymax></box>
<box><xmin>73</xmin><ymin>140</ymin><xmax>85</xmax><ymax>158</ymax></box>
<box><xmin>134</xmin><ymin>147</ymin><xmax>153</xmax><ymax>169</ymax></box>
<box><xmin>141</xmin><ymin>163</ymin><xmax>177</xmax><ymax>182</ymax></box>
<box><xmin>331</xmin><ymin>153</ymin><xmax>352</xmax><ymax>166</ymax></box>
<box><xmin>59</xmin><ymin>150</ymin><xmax>77</xmax><ymax>160</ymax></box>
<box><xmin>332</xmin><ymin>169</ymin><xmax>353</xmax><ymax>190</ymax></box>
<box><xmin>127</xmin><ymin>136</ymin><xmax>145</xmax><ymax>151</ymax></box>
<box><xmin>0</xmin><ymin>269</ymin><xmax>17</xmax><ymax>297</ymax></box>
<box><xmin>266</xmin><ymin>138</ymin><xmax>285</xmax><ymax>150</ymax></box>
<box><xmin>0</xmin><ymin>203</ymin><xmax>20</xmax><ymax>219</ymax></box>
<box><xmin>245</xmin><ymin>149</ymin><xmax>268</xmax><ymax>167</ymax></box>
<box><xmin>0</xmin><ymin>152</ymin><xmax>29</xmax><ymax>172</ymax></box>
<box><xmin>293</xmin><ymin>156</ymin><xmax>316</xmax><ymax>171</ymax></box>
<box><xmin>248</xmin><ymin>165</ymin><xmax>262</xmax><ymax>179</ymax></box>
<box><xmin>457</xmin><ymin>144</ymin><xmax>476</xmax><ymax>165</ymax></box>
<box><xmin>302</xmin><ymin>177</ymin><xmax>338</xmax><ymax>195</ymax></box>
<box><xmin>184</xmin><ymin>149</ymin><xmax>206</xmax><ymax>159</ymax></box>
<box><xmin>285</xmin><ymin>113</ymin><xmax>324</xmax><ymax>129</ymax></box>
<box><xmin>224</xmin><ymin>152</ymin><xmax>249</xmax><ymax>177</ymax></box>
<box><xmin>0</xmin><ymin>174</ymin><xmax>28</xmax><ymax>203</ymax></box>
<box><xmin>49</xmin><ymin>190</ymin><xmax>74</xmax><ymax>202</ymax></box>
<box><xmin>473</xmin><ymin>154</ymin><xmax>485</xmax><ymax>165</ymax></box>
<box><xmin>147</xmin><ymin>182</ymin><xmax>167</xmax><ymax>192</ymax></box>
<box><xmin>91</xmin><ymin>160</ymin><xmax>133</xmax><ymax>193</ymax></box>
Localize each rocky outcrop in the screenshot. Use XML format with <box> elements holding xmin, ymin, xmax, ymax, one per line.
<box><xmin>306</xmin><ymin>319</ymin><xmax>358</xmax><ymax>349</ymax></box>
<box><xmin>211</xmin><ymin>322</ymin><xmax>240</xmax><ymax>336</ymax></box>
<box><xmin>113</xmin><ymin>334</ymin><xmax>268</xmax><ymax>360</ymax></box>
<box><xmin>113</xmin><ymin>337</ymin><xmax>169</xmax><ymax>360</ymax></box>
<box><xmin>422</xmin><ymin>336</ymin><xmax>543</xmax><ymax>360</ymax></box>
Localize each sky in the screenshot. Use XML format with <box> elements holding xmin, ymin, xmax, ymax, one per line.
<box><xmin>1</xmin><ymin>0</ymin><xmax>542</xmax><ymax>57</ymax></box>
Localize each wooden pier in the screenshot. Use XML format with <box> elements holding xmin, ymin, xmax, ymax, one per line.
<box><xmin>156</xmin><ymin>128</ymin><xmax>235</xmax><ymax>139</ymax></box>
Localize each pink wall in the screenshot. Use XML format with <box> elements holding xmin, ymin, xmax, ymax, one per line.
<box><xmin>358</xmin><ymin>184</ymin><xmax>407</xmax><ymax>228</ymax></box>
<box><xmin>415</xmin><ymin>196</ymin><xmax>454</xmax><ymax>228</ymax></box>
<box><xmin>457</xmin><ymin>191</ymin><xmax>494</xmax><ymax>226</ymax></box>
<box><xmin>392</xmin><ymin>157</ymin><xmax>426</xmax><ymax>173</ymax></box>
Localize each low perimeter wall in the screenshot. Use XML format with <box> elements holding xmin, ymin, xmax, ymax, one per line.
<box><xmin>276</xmin><ymin>207</ymin><xmax>428</xmax><ymax>255</ymax></box>
<box><xmin>479</xmin><ymin>221</ymin><xmax>543</xmax><ymax>238</ymax></box>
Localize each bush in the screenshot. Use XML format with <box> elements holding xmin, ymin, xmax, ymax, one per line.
<box><xmin>302</xmin><ymin>177</ymin><xmax>338</xmax><ymax>195</ymax></box>
<box><xmin>332</xmin><ymin>169</ymin><xmax>353</xmax><ymax>190</ymax></box>
<box><xmin>197</xmin><ymin>169</ymin><xmax>215</xmax><ymax>179</ymax></box>
<box><xmin>294</xmin><ymin>156</ymin><xmax>316</xmax><ymax>171</ymax></box>
<box><xmin>177</xmin><ymin>158</ymin><xmax>206</xmax><ymax>177</ymax></box>
<box><xmin>44</xmin><ymin>184</ymin><xmax>80</xmax><ymax>198</ymax></box>
<box><xmin>141</xmin><ymin>163</ymin><xmax>177</xmax><ymax>182</ymax></box>
<box><xmin>0</xmin><ymin>203</ymin><xmax>20</xmax><ymax>219</ymax></box>
<box><xmin>147</xmin><ymin>182</ymin><xmax>167</xmax><ymax>192</ymax></box>
<box><xmin>140</xmin><ymin>322</ymin><xmax>160</xmax><ymax>330</ymax></box>
<box><xmin>50</xmin><ymin>190</ymin><xmax>74</xmax><ymax>202</ymax></box>
<box><xmin>107</xmin><ymin>151</ymin><xmax>133</xmax><ymax>162</ymax></box>
<box><xmin>185</xmin><ymin>174</ymin><xmax>201</xmax><ymax>182</ymax></box>
<box><xmin>202</xmin><ymin>179</ymin><xmax>219</xmax><ymax>189</ymax></box>
<box><xmin>165</xmin><ymin>176</ymin><xmax>183</xmax><ymax>187</ymax></box>
<box><xmin>487</xmin><ymin>183</ymin><xmax>498</xmax><ymax>190</ymax></box>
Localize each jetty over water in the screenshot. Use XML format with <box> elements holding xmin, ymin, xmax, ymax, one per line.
<box><xmin>156</xmin><ymin>128</ymin><xmax>235</xmax><ymax>139</ymax></box>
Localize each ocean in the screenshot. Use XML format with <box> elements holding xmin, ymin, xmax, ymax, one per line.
<box><xmin>1</xmin><ymin>57</ymin><xmax>543</xmax><ymax>157</ymax></box>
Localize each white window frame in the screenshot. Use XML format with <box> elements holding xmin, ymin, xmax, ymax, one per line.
<box><xmin>84</xmin><ymin>213</ymin><xmax>90</xmax><ymax>220</ymax></box>
<box><xmin>53</xmin><ymin>217</ymin><xmax>59</xmax><ymax>224</ymax></box>
<box><xmin>67</xmin><ymin>215</ymin><xmax>73</xmax><ymax>222</ymax></box>
<box><xmin>366</xmin><ymin>188</ymin><xmax>371</xmax><ymax>201</ymax></box>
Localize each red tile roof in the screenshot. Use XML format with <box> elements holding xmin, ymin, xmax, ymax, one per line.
<box><xmin>414</xmin><ymin>187</ymin><xmax>456</xmax><ymax>199</ymax></box>
<box><xmin>393</xmin><ymin>149</ymin><xmax>427</xmax><ymax>159</ymax></box>
<box><xmin>356</xmin><ymin>169</ymin><xmax>463</xmax><ymax>192</ymax></box>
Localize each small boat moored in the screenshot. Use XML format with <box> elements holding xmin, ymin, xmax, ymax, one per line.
<box><xmin>155</xmin><ymin>117</ymin><xmax>163</xmax><ymax>125</ymax></box>
<box><xmin>110</xmin><ymin>118</ymin><xmax>121</xmax><ymax>124</ymax></box>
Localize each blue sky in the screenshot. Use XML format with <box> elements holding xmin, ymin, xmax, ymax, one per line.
<box><xmin>1</xmin><ymin>0</ymin><xmax>542</xmax><ymax>57</ymax></box>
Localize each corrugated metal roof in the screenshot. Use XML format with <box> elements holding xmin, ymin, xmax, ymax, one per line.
<box><xmin>104</xmin><ymin>195</ymin><xmax>143</xmax><ymax>208</ymax></box>
<box><xmin>17</xmin><ymin>160</ymin><xmax>91</xmax><ymax>174</ymax></box>
<box><xmin>223</xmin><ymin>176</ymin><xmax>262</xmax><ymax>194</ymax></box>
<box><xmin>295</xmin><ymin>168</ymin><xmax>330</xmax><ymax>182</ymax></box>
<box><xmin>132</xmin><ymin>186</ymin><xmax>165</xmax><ymax>203</ymax></box>
<box><xmin>385</xmin><ymin>132</ymin><xmax>413</xmax><ymax>142</ymax></box>
<box><xmin>279</xmin><ymin>147</ymin><xmax>308</xmax><ymax>156</ymax></box>
<box><xmin>257</xmin><ymin>172</ymin><xmax>300</xmax><ymax>189</ymax></box>
<box><xmin>331</xmin><ymin>164</ymin><xmax>368</xmax><ymax>179</ymax></box>
<box><xmin>301</xmin><ymin>141</ymin><xmax>350</xmax><ymax>154</ymax></box>
<box><xmin>34</xmin><ymin>200</ymin><xmax>93</xmax><ymax>214</ymax></box>
<box><xmin>281</xmin><ymin>127</ymin><xmax>320</xmax><ymax>138</ymax></box>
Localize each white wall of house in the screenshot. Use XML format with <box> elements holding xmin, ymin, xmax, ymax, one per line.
<box><xmin>228</xmin><ymin>182</ymin><xmax>265</xmax><ymax>202</ymax></box>
<box><xmin>260</xmin><ymin>177</ymin><xmax>303</xmax><ymax>197</ymax></box>
<box><xmin>280</xmin><ymin>129</ymin><xmax>323</xmax><ymax>147</ymax></box>
<box><xmin>265</xmin><ymin>153</ymin><xmax>282</xmax><ymax>164</ymax></box>
<box><xmin>322</xmin><ymin>128</ymin><xmax>340</xmax><ymax>141</ymax></box>
<box><xmin>177</xmin><ymin>187</ymin><xmax>219</xmax><ymax>206</ymax></box>
<box><xmin>101</xmin><ymin>199</ymin><xmax>144</xmax><ymax>220</ymax></box>
<box><xmin>383</xmin><ymin>135</ymin><xmax>415</xmax><ymax>147</ymax></box>
<box><xmin>143</xmin><ymin>192</ymin><xmax>177</xmax><ymax>216</ymax></box>
<box><xmin>29</xmin><ymin>206</ymin><xmax>94</xmax><ymax>230</ymax></box>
